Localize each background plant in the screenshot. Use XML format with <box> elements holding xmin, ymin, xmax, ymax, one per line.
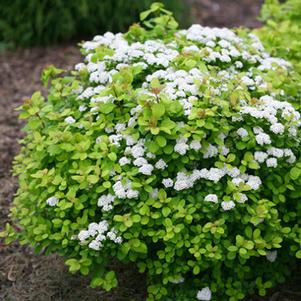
<box><xmin>2</xmin><ymin>3</ymin><xmax>301</xmax><ymax>301</ymax></box>
<box><xmin>0</xmin><ymin>0</ymin><xmax>186</xmax><ymax>48</ymax></box>
<box><xmin>256</xmin><ymin>0</ymin><xmax>301</xmax><ymax>74</ymax></box>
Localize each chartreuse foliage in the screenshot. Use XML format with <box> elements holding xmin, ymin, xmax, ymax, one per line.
<box><xmin>2</xmin><ymin>3</ymin><xmax>301</xmax><ymax>301</ymax></box>
<box><xmin>256</xmin><ymin>0</ymin><xmax>301</xmax><ymax>74</ymax></box>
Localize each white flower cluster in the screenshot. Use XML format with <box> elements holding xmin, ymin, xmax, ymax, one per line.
<box><xmin>155</xmin><ymin>159</ymin><xmax>167</xmax><ymax>170</ymax></box>
<box><xmin>78</xmin><ymin>221</ymin><xmax>122</xmax><ymax>251</ymax></box>
<box><xmin>197</xmin><ymin>287</ymin><xmax>212</xmax><ymax>301</ymax></box>
<box><xmin>204</xmin><ymin>194</ymin><xmax>218</xmax><ymax>203</ymax></box>
<box><xmin>238</xmin><ymin>95</ymin><xmax>300</xmax><ymax>139</ymax></box>
<box><xmin>170</xmin><ymin>277</ymin><xmax>185</xmax><ymax>284</ymax></box>
<box><xmin>221</xmin><ymin>200</ymin><xmax>236</xmax><ymax>211</ymax></box>
<box><xmin>160</xmin><ymin>166</ymin><xmax>261</xmax><ymax>211</ymax></box>
<box><xmin>46</xmin><ymin>196</ymin><xmax>59</xmax><ymax>206</ymax></box>
<box><xmin>237</xmin><ymin>127</ymin><xmax>248</xmax><ymax>138</ymax></box>
<box><xmin>254</xmin><ymin>147</ymin><xmax>296</xmax><ymax>166</ymax></box>
<box><xmin>113</xmin><ymin>180</ymin><xmax>139</xmax><ymax>199</ymax></box>
<box><xmin>145</xmin><ymin>68</ymin><xmax>202</xmax><ymax>116</ymax></box>
<box><xmin>236</xmin><ymin>193</ymin><xmax>248</xmax><ymax>204</ymax></box>
<box><xmin>64</xmin><ymin>116</ymin><xmax>76</xmax><ymax>124</ymax></box>
<box><xmin>97</xmin><ymin>194</ymin><xmax>115</xmax><ymax>211</ymax></box>
<box><xmin>266</xmin><ymin>250</ymin><xmax>277</xmax><ymax>262</ymax></box>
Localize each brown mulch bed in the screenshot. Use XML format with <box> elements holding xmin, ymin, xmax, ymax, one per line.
<box><xmin>190</xmin><ymin>0</ymin><xmax>263</xmax><ymax>28</ymax></box>
<box><xmin>0</xmin><ymin>1</ymin><xmax>300</xmax><ymax>301</ymax></box>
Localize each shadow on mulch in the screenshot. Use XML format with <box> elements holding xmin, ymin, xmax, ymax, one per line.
<box><xmin>0</xmin><ymin>2</ymin><xmax>300</xmax><ymax>301</ymax></box>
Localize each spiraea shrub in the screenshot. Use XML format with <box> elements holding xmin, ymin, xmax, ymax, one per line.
<box><xmin>4</xmin><ymin>3</ymin><xmax>301</xmax><ymax>301</ymax></box>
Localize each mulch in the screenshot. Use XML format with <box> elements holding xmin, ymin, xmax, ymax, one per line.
<box><xmin>0</xmin><ymin>1</ymin><xmax>300</xmax><ymax>300</ymax></box>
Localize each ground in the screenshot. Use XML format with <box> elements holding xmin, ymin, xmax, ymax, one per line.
<box><xmin>0</xmin><ymin>1</ymin><xmax>300</xmax><ymax>300</ymax></box>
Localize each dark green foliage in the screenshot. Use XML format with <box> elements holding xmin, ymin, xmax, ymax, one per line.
<box><xmin>0</xmin><ymin>0</ymin><xmax>187</xmax><ymax>47</ymax></box>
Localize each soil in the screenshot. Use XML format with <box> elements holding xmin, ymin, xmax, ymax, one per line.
<box><xmin>0</xmin><ymin>1</ymin><xmax>300</xmax><ymax>301</ymax></box>
<box><xmin>189</xmin><ymin>0</ymin><xmax>263</xmax><ymax>28</ymax></box>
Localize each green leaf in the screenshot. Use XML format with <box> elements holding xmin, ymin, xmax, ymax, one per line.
<box><xmin>227</xmin><ymin>246</ymin><xmax>238</xmax><ymax>252</ymax></box>
<box><xmin>87</xmin><ymin>175</ymin><xmax>99</xmax><ymax>184</ymax></box>
<box><xmin>290</xmin><ymin>167</ymin><xmax>301</xmax><ymax>180</ymax></box>
<box><xmin>296</xmin><ymin>250</ymin><xmax>301</xmax><ymax>259</ymax></box>
<box><xmin>236</xmin><ymin>235</ymin><xmax>244</xmax><ymax>246</ymax></box>
<box><xmin>162</xmin><ymin>207</ymin><xmax>171</xmax><ymax>217</ymax></box>
<box><xmin>193</xmin><ymin>265</ymin><xmax>200</xmax><ymax>275</ymax></box>
<box><xmin>65</xmin><ymin>259</ymin><xmax>81</xmax><ymax>272</ymax></box>
<box><xmin>152</xmin><ymin>103</ymin><xmax>165</xmax><ymax>119</ymax></box>
<box><xmin>108</xmin><ymin>152</ymin><xmax>117</xmax><ymax>161</ymax></box>
<box><xmin>155</xmin><ymin>135</ymin><xmax>167</xmax><ymax>147</ymax></box>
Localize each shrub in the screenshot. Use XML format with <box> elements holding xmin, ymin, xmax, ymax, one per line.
<box><xmin>0</xmin><ymin>0</ymin><xmax>186</xmax><ymax>47</ymax></box>
<box><xmin>4</xmin><ymin>3</ymin><xmax>301</xmax><ymax>301</ymax></box>
<box><xmin>256</xmin><ymin>0</ymin><xmax>301</xmax><ymax>74</ymax></box>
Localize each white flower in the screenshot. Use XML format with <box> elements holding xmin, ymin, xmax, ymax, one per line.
<box><xmin>255</xmin><ymin>133</ymin><xmax>271</xmax><ymax>145</ymax></box>
<box><xmin>78</xmin><ymin>230</ymin><xmax>90</xmax><ymax>241</ymax></box>
<box><xmin>174</xmin><ymin>136</ymin><xmax>189</xmax><ymax>155</ymax></box>
<box><xmin>75</xmin><ymin>63</ymin><xmax>86</xmax><ymax>71</ymax></box>
<box><xmin>98</xmin><ymin>194</ymin><xmax>115</xmax><ymax>211</ymax></box>
<box><xmin>146</xmin><ymin>152</ymin><xmax>156</xmax><ymax>159</ymax></box>
<box><xmin>253</xmin><ymin>127</ymin><xmax>263</xmax><ymax>134</ymax></box>
<box><xmin>241</xmin><ymin>76</ymin><xmax>254</xmax><ymax>86</ymax></box>
<box><xmin>221</xmin><ymin>200</ymin><xmax>235</xmax><ymax>211</ymax></box>
<box><xmin>254</xmin><ymin>151</ymin><xmax>268</xmax><ymax>163</ymax></box>
<box><xmin>134</xmin><ymin>157</ymin><xmax>148</xmax><ymax>167</ymax></box>
<box><xmin>170</xmin><ymin>277</ymin><xmax>185</xmax><ymax>284</ymax></box>
<box><xmin>288</xmin><ymin>126</ymin><xmax>297</xmax><ymax>137</ymax></box>
<box><xmin>266</xmin><ymin>250</ymin><xmax>277</xmax><ymax>262</ymax></box>
<box><xmin>190</xmin><ymin>140</ymin><xmax>202</xmax><ymax>151</ymax></box>
<box><xmin>266</xmin><ymin>157</ymin><xmax>277</xmax><ymax>168</ymax></box>
<box><xmin>232</xmin><ymin>178</ymin><xmax>244</xmax><ymax>186</ymax></box>
<box><xmin>237</xmin><ymin>128</ymin><xmax>248</xmax><ymax>138</ymax></box>
<box><xmin>131</xmin><ymin>144</ymin><xmax>145</xmax><ymax>158</ymax></box>
<box><xmin>270</xmin><ymin>123</ymin><xmax>285</xmax><ymax>134</ymax></box>
<box><xmin>139</xmin><ymin>164</ymin><xmax>154</xmax><ymax>175</ymax></box>
<box><xmin>174</xmin><ymin>172</ymin><xmax>191</xmax><ymax>191</ymax></box>
<box><xmin>155</xmin><ymin>159</ymin><xmax>167</xmax><ymax>170</ymax></box>
<box><xmin>88</xmin><ymin>222</ymin><xmax>101</xmax><ymax>236</ymax></box>
<box><xmin>115</xmin><ymin>123</ymin><xmax>126</xmax><ymax>132</ymax></box>
<box><xmin>204</xmin><ymin>194</ymin><xmax>218</xmax><ymax>203</ymax></box>
<box><xmin>89</xmin><ymin>240</ymin><xmax>101</xmax><ymax>250</ymax></box>
<box><xmin>219</xmin><ymin>146</ymin><xmax>230</xmax><ymax>156</ymax></box>
<box><xmin>128</xmin><ymin>117</ymin><xmax>136</xmax><ymax>127</ymax></box>
<box><xmin>46</xmin><ymin>196</ymin><xmax>59</xmax><ymax>206</ymax></box>
<box><xmin>162</xmin><ymin>178</ymin><xmax>174</xmax><ymax>188</ymax></box>
<box><xmin>113</xmin><ymin>181</ymin><xmax>127</xmax><ymax>198</ymax></box>
<box><xmin>107</xmin><ymin>229</ymin><xmax>122</xmax><ymax>243</ymax></box>
<box><xmin>119</xmin><ymin>156</ymin><xmax>130</xmax><ymax>166</ymax></box>
<box><xmin>98</xmin><ymin>220</ymin><xmax>109</xmax><ymax>233</ymax></box>
<box><xmin>197</xmin><ymin>287</ymin><xmax>212</xmax><ymax>301</ymax></box>
<box><xmin>64</xmin><ymin>116</ymin><xmax>76</xmax><ymax>124</ymax></box>
<box><xmin>126</xmin><ymin>189</ymin><xmax>139</xmax><ymax>199</ymax></box>
<box><xmin>203</xmin><ymin>144</ymin><xmax>218</xmax><ymax>159</ymax></box>
<box><xmin>125</xmin><ymin>135</ymin><xmax>136</xmax><ymax>146</ymax></box>
<box><xmin>105</xmin><ymin>127</ymin><xmax>114</xmax><ymax>133</ymax></box>
<box><xmin>267</xmin><ymin>147</ymin><xmax>284</xmax><ymax>158</ymax></box>
<box><xmin>236</xmin><ymin>193</ymin><xmax>248</xmax><ymax>203</ymax></box>
<box><xmin>246</xmin><ymin>175</ymin><xmax>262</xmax><ymax>190</ymax></box>
<box><xmin>284</xmin><ymin>148</ymin><xmax>296</xmax><ymax>164</ymax></box>
<box><xmin>79</xmin><ymin>105</ymin><xmax>87</xmax><ymax>112</ymax></box>
<box><xmin>109</xmin><ymin>134</ymin><xmax>122</xmax><ymax>146</ymax></box>
<box><xmin>226</xmin><ymin>167</ymin><xmax>240</xmax><ymax>178</ymax></box>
